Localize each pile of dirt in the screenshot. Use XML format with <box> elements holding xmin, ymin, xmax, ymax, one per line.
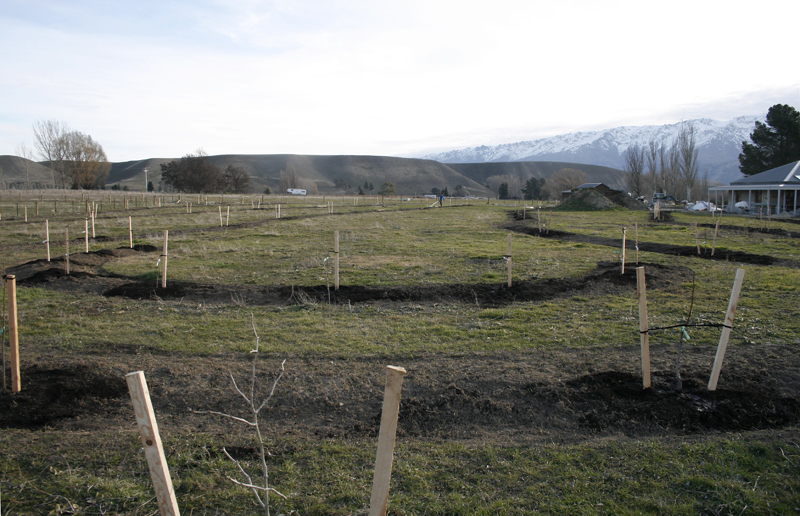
<box><xmin>555</xmin><ymin>189</ymin><xmax>648</xmax><ymax>211</ymax></box>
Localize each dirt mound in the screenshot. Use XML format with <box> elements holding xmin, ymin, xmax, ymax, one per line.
<box><xmin>0</xmin><ymin>364</ymin><xmax>128</xmax><ymax>429</ymax></box>
<box><xmin>100</xmin><ymin>261</ymin><xmax>690</xmax><ymax>306</ymax></box>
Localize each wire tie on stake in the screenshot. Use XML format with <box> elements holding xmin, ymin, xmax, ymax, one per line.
<box><xmin>681</xmin><ymin>326</ymin><xmax>691</xmax><ymax>340</ymax></box>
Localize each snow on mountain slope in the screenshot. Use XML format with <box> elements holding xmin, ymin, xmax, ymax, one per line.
<box><xmin>424</xmin><ymin>116</ymin><xmax>761</xmax><ymax>184</ymax></box>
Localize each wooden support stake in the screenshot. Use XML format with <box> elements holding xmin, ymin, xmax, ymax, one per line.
<box><xmin>125</xmin><ymin>371</ymin><xmax>181</xmax><ymax>516</ymax></box>
<box><xmin>24</xmin><ymin>205</ymin><xmax>27</xmax><ymax>222</ymax></box>
<box><xmin>708</xmin><ymin>268</ymin><xmax>745</xmax><ymax>391</ymax></box>
<box><xmin>636</xmin><ymin>266</ymin><xmax>651</xmax><ymax>389</ymax></box>
<box><xmin>537</xmin><ymin>208</ymin><xmax>542</xmax><ymax>233</ymax></box>
<box><xmin>91</xmin><ymin>209</ymin><xmax>96</xmax><ymax>239</ymax></box>
<box><xmin>369</xmin><ymin>365</ymin><xmax>407</xmax><ymax>516</ymax></box>
<box><xmin>711</xmin><ymin>219</ymin><xmax>721</xmax><ymax>256</ymax></box>
<box><xmin>218</xmin><ymin>206</ymin><xmax>223</xmax><ymax>227</ymax></box>
<box><xmin>506</xmin><ymin>233</ymin><xmax>512</xmax><ymax>288</ymax></box>
<box><xmin>226</xmin><ymin>206</ymin><xmax>230</xmax><ymax>226</ymax></box>
<box><xmin>621</xmin><ymin>227</ymin><xmax>627</xmax><ymax>274</ymax></box>
<box><xmin>45</xmin><ymin>220</ymin><xmax>51</xmax><ymax>262</ymax></box>
<box><xmin>6</xmin><ymin>275</ymin><xmax>20</xmax><ymax>393</ymax></box>
<box><xmin>161</xmin><ymin>230</ymin><xmax>169</xmax><ymax>289</ymax></box>
<box><xmin>695</xmin><ymin>221</ymin><xmax>701</xmax><ymax>255</ymax></box>
<box><xmin>85</xmin><ymin>219</ymin><xmax>89</xmax><ymax>253</ymax></box>
<box><xmin>129</xmin><ymin>216</ymin><xmax>133</xmax><ymax>249</ymax></box>
<box><xmin>334</xmin><ymin>230</ymin><xmax>340</xmax><ymax>291</ymax></box>
<box><xmin>65</xmin><ymin>226</ymin><xmax>70</xmax><ymax>275</ymax></box>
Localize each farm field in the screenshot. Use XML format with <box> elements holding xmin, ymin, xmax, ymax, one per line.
<box><xmin>0</xmin><ymin>191</ymin><xmax>799</xmax><ymax>515</ymax></box>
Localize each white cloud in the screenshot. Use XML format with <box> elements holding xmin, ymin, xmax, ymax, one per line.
<box><xmin>1</xmin><ymin>0</ymin><xmax>798</xmax><ymax>161</ymax></box>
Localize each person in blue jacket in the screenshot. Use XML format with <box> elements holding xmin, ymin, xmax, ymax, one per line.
<box><xmin>439</xmin><ymin>193</ymin><xmax>444</xmax><ymax>207</ymax></box>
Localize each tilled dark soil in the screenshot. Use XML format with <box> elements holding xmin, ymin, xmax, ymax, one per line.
<box><xmin>2</xmin><ymin>343</ymin><xmax>799</xmax><ymax>443</ymax></box>
<box><xmin>1</xmin><ymin>232</ymin><xmax>798</xmax><ymax>443</ymax></box>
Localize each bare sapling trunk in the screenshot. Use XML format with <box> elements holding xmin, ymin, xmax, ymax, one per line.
<box><xmin>193</xmin><ymin>316</ymin><xmax>288</xmax><ymax>516</ymax></box>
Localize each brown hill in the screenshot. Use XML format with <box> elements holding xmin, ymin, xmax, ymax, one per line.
<box><xmin>1</xmin><ymin>154</ymin><xmax>628</xmax><ymax>197</ymax></box>
<box><xmin>0</xmin><ymin>155</ymin><xmax>59</xmax><ymax>189</ymax></box>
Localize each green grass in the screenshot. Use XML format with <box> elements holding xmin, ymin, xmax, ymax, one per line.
<box><xmin>1</xmin><ymin>432</ymin><xmax>798</xmax><ymax>515</ymax></box>
<box><xmin>1</xmin><ymin>193</ymin><xmax>799</xmax><ymax>514</ymax></box>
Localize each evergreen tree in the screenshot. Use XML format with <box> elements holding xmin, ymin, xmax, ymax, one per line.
<box><xmin>739</xmin><ymin>104</ymin><xmax>800</xmax><ymax>175</ymax></box>
<box><xmin>498</xmin><ymin>182</ymin><xmax>509</xmax><ymax>199</ymax></box>
<box><xmin>522</xmin><ymin>177</ymin><xmax>545</xmax><ymax>200</ymax></box>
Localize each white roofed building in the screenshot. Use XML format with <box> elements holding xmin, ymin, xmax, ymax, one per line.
<box><xmin>708</xmin><ymin>160</ymin><xmax>800</xmax><ymax>216</ymax></box>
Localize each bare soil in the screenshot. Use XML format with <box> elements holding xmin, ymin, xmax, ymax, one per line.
<box><xmin>2</xmin><ymin>240</ymin><xmax>799</xmax><ymax>444</ymax></box>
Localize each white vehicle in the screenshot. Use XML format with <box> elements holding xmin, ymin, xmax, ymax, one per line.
<box><xmin>287</xmin><ymin>188</ymin><xmax>307</xmax><ymax>196</ymax></box>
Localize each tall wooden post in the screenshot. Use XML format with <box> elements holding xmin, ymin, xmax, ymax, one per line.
<box><xmin>711</xmin><ymin>219</ymin><xmax>721</xmax><ymax>256</ymax></box>
<box><xmin>636</xmin><ymin>266</ymin><xmax>651</xmax><ymax>389</ymax></box>
<box><xmin>6</xmin><ymin>275</ymin><xmax>20</xmax><ymax>393</ymax></box>
<box><xmin>161</xmin><ymin>230</ymin><xmax>169</xmax><ymax>289</ymax></box>
<box><xmin>90</xmin><ymin>209</ymin><xmax>96</xmax><ymax>238</ymax></box>
<box><xmin>334</xmin><ymin>230</ymin><xmax>340</xmax><ymax>291</ymax></box>
<box><xmin>218</xmin><ymin>206</ymin><xmax>223</xmax><ymax>227</ymax></box>
<box><xmin>506</xmin><ymin>233</ymin><xmax>512</xmax><ymax>288</ymax></box>
<box><xmin>45</xmin><ymin>219</ymin><xmax>51</xmax><ymax>262</ymax></box>
<box><xmin>65</xmin><ymin>226</ymin><xmax>70</xmax><ymax>275</ymax></box>
<box><xmin>129</xmin><ymin>216</ymin><xmax>133</xmax><ymax>249</ymax></box>
<box><xmin>708</xmin><ymin>268</ymin><xmax>745</xmax><ymax>391</ymax></box>
<box><xmin>621</xmin><ymin>227</ymin><xmax>627</xmax><ymax>274</ymax></box>
<box><xmin>125</xmin><ymin>371</ymin><xmax>181</xmax><ymax>516</ymax></box>
<box><xmin>226</xmin><ymin>206</ymin><xmax>230</xmax><ymax>227</ymax></box>
<box><xmin>695</xmin><ymin>221</ymin><xmax>701</xmax><ymax>255</ymax></box>
<box><xmin>369</xmin><ymin>366</ymin><xmax>407</xmax><ymax>516</ymax></box>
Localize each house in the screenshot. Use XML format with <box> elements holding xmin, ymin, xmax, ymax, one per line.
<box><xmin>708</xmin><ymin>160</ymin><xmax>800</xmax><ymax>215</ymax></box>
<box><xmin>562</xmin><ymin>183</ymin><xmax>621</xmax><ymax>200</ymax></box>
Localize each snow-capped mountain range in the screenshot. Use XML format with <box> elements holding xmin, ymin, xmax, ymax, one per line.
<box><xmin>423</xmin><ymin>116</ymin><xmax>763</xmax><ymax>184</ymax></box>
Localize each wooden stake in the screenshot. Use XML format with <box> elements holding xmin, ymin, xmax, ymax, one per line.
<box><xmin>161</xmin><ymin>230</ymin><xmax>169</xmax><ymax>289</ymax></box>
<box><xmin>6</xmin><ymin>275</ymin><xmax>20</xmax><ymax>393</ymax></box>
<box><xmin>45</xmin><ymin>220</ymin><xmax>51</xmax><ymax>262</ymax></box>
<box><xmin>635</xmin><ymin>222</ymin><xmax>639</xmax><ymax>264</ymax></box>
<box><xmin>695</xmin><ymin>221</ymin><xmax>701</xmax><ymax>255</ymax></box>
<box><xmin>24</xmin><ymin>205</ymin><xmax>27</xmax><ymax>222</ymax></box>
<box><xmin>334</xmin><ymin>230</ymin><xmax>340</xmax><ymax>291</ymax></box>
<box><xmin>226</xmin><ymin>206</ymin><xmax>230</xmax><ymax>226</ymax></box>
<box><xmin>129</xmin><ymin>216</ymin><xmax>133</xmax><ymax>249</ymax></box>
<box><xmin>506</xmin><ymin>233</ymin><xmax>512</xmax><ymax>288</ymax></box>
<box><xmin>636</xmin><ymin>266</ymin><xmax>651</xmax><ymax>389</ymax></box>
<box><xmin>708</xmin><ymin>268</ymin><xmax>745</xmax><ymax>391</ymax></box>
<box><xmin>621</xmin><ymin>227</ymin><xmax>627</xmax><ymax>274</ymax></box>
<box><xmin>65</xmin><ymin>226</ymin><xmax>70</xmax><ymax>275</ymax></box>
<box><xmin>125</xmin><ymin>371</ymin><xmax>181</xmax><ymax>516</ymax></box>
<box><xmin>711</xmin><ymin>218</ymin><xmax>721</xmax><ymax>256</ymax></box>
<box><xmin>218</xmin><ymin>206</ymin><xmax>223</xmax><ymax>227</ymax></box>
<box><xmin>85</xmin><ymin>219</ymin><xmax>89</xmax><ymax>253</ymax></box>
<box><xmin>369</xmin><ymin>365</ymin><xmax>407</xmax><ymax>516</ymax></box>
<box><xmin>90</xmin><ymin>209</ymin><xmax>96</xmax><ymax>239</ymax></box>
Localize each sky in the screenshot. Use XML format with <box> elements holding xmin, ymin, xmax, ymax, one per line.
<box><xmin>1</xmin><ymin>0</ymin><xmax>798</xmax><ymax>163</ymax></box>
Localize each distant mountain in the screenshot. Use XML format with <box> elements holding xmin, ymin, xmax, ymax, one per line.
<box><xmin>0</xmin><ymin>153</ymin><xmax>625</xmax><ymax>197</ymax></box>
<box><xmin>423</xmin><ymin>116</ymin><xmax>762</xmax><ymax>184</ymax></box>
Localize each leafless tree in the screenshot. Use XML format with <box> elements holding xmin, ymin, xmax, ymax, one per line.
<box><xmin>646</xmin><ymin>138</ymin><xmax>660</xmax><ymax>193</ymax></box>
<box><xmin>485</xmin><ymin>174</ymin><xmax>523</xmax><ymax>199</ymax></box>
<box><xmin>279</xmin><ymin>164</ymin><xmax>298</xmax><ymax>192</ymax></box>
<box><xmin>14</xmin><ymin>142</ymin><xmax>34</xmax><ymax>189</ymax></box>
<box><xmin>677</xmin><ymin>122</ymin><xmax>700</xmax><ymax>201</ymax></box>
<box><xmin>224</xmin><ymin>165</ymin><xmax>252</xmax><ymax>193</ymax></box>
<box><xmin>544</xmin><ymin>168</ymin><xmax>587</xmax><ymax>199</ymax></box>
<box><xmin>62</xmin><ymin>131</ymin><xmax>111</xmax><ymax>189</ymax></box>
<box><xmin>624</xmin><ymin>143</ymin><xmax>646</xmax><ymax>197</ymax></box>
<box><xmin>32</xmin><ymin>119</ymin><xmax>68</xmax><ymax>188</ymax></box>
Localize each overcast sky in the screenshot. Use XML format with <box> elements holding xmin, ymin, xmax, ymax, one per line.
<box><xmin>1</xmin><ymin>0</ymin><xmax>798</xmax><ymax>162</ymax></box>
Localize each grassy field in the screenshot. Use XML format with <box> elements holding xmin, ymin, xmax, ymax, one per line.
<box><xmin>0</xmin><ymin>190</ymin><xmax>798</xmax><ymax>515</ymax></box>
